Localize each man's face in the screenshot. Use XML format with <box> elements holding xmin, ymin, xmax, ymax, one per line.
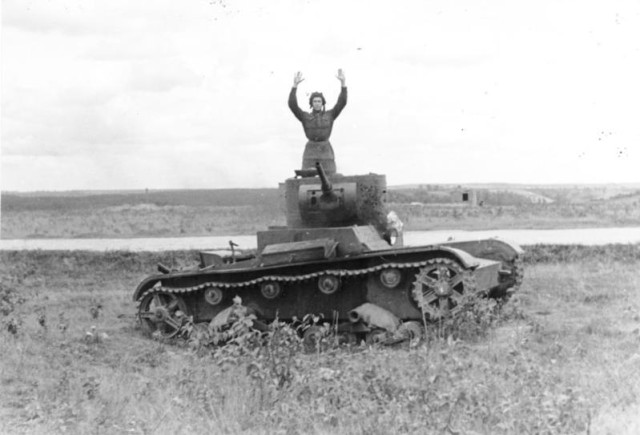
<box><xmin>312</xmin><ymin>97</ymin><xmax>324</xmax><ymax>111</ymax></box>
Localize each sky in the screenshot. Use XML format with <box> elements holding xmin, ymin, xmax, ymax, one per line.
<box><xmin>1</xmin><ymin>0</ymin><xmax>640</xmax><ymax>191</ymax></box>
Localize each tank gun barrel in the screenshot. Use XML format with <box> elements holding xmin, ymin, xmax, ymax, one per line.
<box><xmin>315</xmin><ymin>162</ymin><xmax>333</xmax><ymax>194</ymax></box>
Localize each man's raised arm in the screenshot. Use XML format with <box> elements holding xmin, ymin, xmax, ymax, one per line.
<box><xmin>331</xmin><ymin>69</ymin><xmax>347</xmax><ymax>119</ymax></box>
<box><xmin>288</xmin><ymin>71</ymin><xmax>305</xmax><ymax>121</ymax></box>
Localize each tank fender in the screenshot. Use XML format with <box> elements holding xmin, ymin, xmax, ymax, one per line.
<box><xmin>441</xmin><ymin>238</ymin><xmax>524</xmax><ymax>263</ymax></box>
<box><xmin>348</xmin><ymin>303</ymin><xmax>401</xmax><ymax>332</ymax></box>
<box><xmin>132</xmin><ymin>275</ymin><xmax>163</xmax><ymax>301</ymax></box>
<box><xmin>490</xmin><ymin>238</ymin><xmax>524</xmax><ymax>255</ymax></box>
<box><xmin>434</xmin><ymin>246</ymin><xmax>481</xmax><ymax>269</ymax></box>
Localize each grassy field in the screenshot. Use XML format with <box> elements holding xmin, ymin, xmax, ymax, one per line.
<box><xmin>0</xmin><ymin>204</ymin><xmax>283</xmax><ymax>239</ymax></box>
<box><xmin>1</xmin><ymin>245</ymin><xmax>640</xmax><ymax>434</ymax></box>
<box><xmin>3</xmin><ymin>202</ymin><xmax>640</xmax><ymax>239</ymax></box>
<box><xmin>3</xmin><ymin>187</ymin><xmax>640</xmax><ymax>239</ymax></box>
<box><xmin>391</xmin><ymin>202</ymin><xmax>640</xmax><ymax>231</ymax></box>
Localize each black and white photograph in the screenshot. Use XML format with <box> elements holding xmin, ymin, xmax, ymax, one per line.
<box><xmin>1</xmin><ymin>0</ymin><xmax>639</xmax><ymax>433</ymax></box>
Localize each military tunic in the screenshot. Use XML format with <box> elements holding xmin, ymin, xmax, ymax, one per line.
<box><xmin>288</xmin><ymin>86</ymin><xmax>347</xmax><ymax>174</ymax></box>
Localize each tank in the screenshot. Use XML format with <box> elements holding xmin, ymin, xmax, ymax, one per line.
<box><xmin>133</xmin><ymin>163</ymin><xmax>524</xmax><ymax>340</ymax></box>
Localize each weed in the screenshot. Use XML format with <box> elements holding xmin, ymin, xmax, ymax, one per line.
<box><xmin>133</xmin><ymin>343</ymin><xmax>167</xmax><ymax>368</ymax></box>
<box><xmin>57</xmin><ymin>312</ymin><xmax>69</xmax><ymax>335</ymax></box>
<box><xmin>83</xmin><ymin>325</ymin><xmax>109</xmax><ymax>344</ymax></box>
<box><xmin>4</xmin><ymin>316</ymin><xmax>22</xmax><ymax>336</ymax></box>
<box><xmin>0</xmin><ymin>283</ymin><xmax>26</xmax><ymax>316</ymax></box>
<box><xmin>89</xmin><ymin>300</ymin><xmax>103</xmax><ymax>319</ymax></box>
<box><xmin>36</xmin><ymin>307</ymin><xmax>47</xmax><ymax>331</ymax></box>
<box><xmin>424</xmin><ymin>292</ymin><xmax>500</xmax><ymax>343</ymax></box>
<box><xmin>82</xmin><ymin>376</ymin><xmax>100</xmax><ymax>400</ymax></box>
<box><xmin>497</xmin><ymin>294</ymin><xmax>527</xmax><ymax>321</ymax></box>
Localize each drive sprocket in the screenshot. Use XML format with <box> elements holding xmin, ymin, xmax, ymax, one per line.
<box><xmin>411</xmin><ymin>258</ymin><xmax>476</xmax><ymax>321</ymax></box>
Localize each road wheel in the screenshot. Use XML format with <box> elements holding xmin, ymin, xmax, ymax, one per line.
<box><xmin>317</xmin><ymin>274</ymin><xmax>341</xmax><ymax>295</ymax></box>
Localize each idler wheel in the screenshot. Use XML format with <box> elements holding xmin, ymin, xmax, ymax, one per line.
<box><xmin>490</xmin><ymin>255</ymin><xmax>525</xmax><ymax>301</ymax></box>
<box><xmin>411</xmin><ymin>258</ymin><xmax>476</xmax><ymax>321</ymax></box>
<box><xmin>204</xmin><ymin>287</ymin><xmax>224</xmax><ymax>306</ymax></box>
<box><xmin>260</xmin><ymin>281</ymin><xmax>282</xmax><ymax>300</ymax></box>
<box><xmin>317</xmin><ymin>274</ymin><xmax>341</xmax><ymax>295</ymax></box>
<box><xmin>379</xmin><ymin>268</ymin><xmax>402</xmax><ymax>288</ymax></box>
<box><xmin>138</xmin><ymin>292</ymin><xmax>188</xmax><ymax>338</ymax></box>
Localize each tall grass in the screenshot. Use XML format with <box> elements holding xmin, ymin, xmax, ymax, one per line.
<box><xmin>1</xmin><ymin>246</ymin><xmax>640</xmax><ymax>433</ymax></box>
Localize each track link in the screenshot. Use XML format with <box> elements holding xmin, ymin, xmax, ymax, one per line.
<box><xmin>139</xmin><ymin>259</ymin><xmax>443</xmax><ymax>301</ymax></box>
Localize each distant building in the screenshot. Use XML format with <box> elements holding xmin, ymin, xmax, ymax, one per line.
<box><xmin>459</xmin><ymin>189</ymin><xmax>478</xmax><ymax>207</ymax></box>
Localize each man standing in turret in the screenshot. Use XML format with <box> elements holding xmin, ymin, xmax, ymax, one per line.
<box><xmin>288</xmin><ymin>69</ymin><xmax>347</xmax><ymax>175</ymax></box>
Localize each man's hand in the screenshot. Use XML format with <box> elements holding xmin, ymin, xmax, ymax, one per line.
<box><xmin>293</xmin><ymin>71</ymin><xmax>304</xmax><ymax>87</ymax></box>
<box><xmin>336</xmin><ymin>69</ymin><xmax>346</xmax><ymax>86</ymax></box>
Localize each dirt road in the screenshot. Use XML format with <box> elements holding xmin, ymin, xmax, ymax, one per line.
<box><xmin>1</xmin><ymin>227</ymin><xmax>639</xmax><ymax>251</ymax></box>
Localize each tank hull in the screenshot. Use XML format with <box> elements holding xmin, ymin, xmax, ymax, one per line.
<box><xmin>134</xmin><ymin>238</ymin><xmax>520</xmax><ymax>332</ymax></box>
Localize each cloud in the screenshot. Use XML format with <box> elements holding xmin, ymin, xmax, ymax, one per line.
<box><xmin>392</xmin><ymin>52</ymin><xmax>491</xmax><ymax>69</ymax></box>
<box><xmin>80</xmin><ymin>38</ymin><xmax>179</xmax><ymax>62</ymax></box>
<box><xmin>127</xmin><ymin>59</ymin><xmax>204</xmax><ymax>93</ymax></box>
<box><xmin>2</xmin><ymin>0</ymin><xmax>218</xmax><ymax>36</ymax></box>
<box><xmin>3</xmin><ymin>0</ymin><xmax>117</xmax><ymax>36</ymax></box>
<box><xmin>2</xmin><ymin>105</ymin><xmax>137</xmax><ymax>157</ymax></box>
<box><xmin>2</xmin><ymin>0</ymin><xmax>640</xmax><ymax>191</ymax></box>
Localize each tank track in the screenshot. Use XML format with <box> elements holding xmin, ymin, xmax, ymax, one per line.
<box><xmin>138</xmin><ymin>258</ymin><xmax>454</xmax><ymax>302</ymax></box>
<box><xmin>512</xmin><ymin>255</ymin><xmax>524</xmax><ymax>290</ymax></box>
<box><xmin>504</xmin><ymin>255</ymin><xmax>524</xmax><ymax>298</ymax></box>
<box><xmin>137</xmin><ymin>255</ymin><xmax>523</xmax><ymax>325</ymax></box>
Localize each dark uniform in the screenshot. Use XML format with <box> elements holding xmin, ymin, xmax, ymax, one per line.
<box><xmin>288</xmin><ymin>86</ymin><xmax>347</xmax><ymax>174</ymax></box>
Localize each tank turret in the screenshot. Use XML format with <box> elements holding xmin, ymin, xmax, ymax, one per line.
<box><xmin>282</xmin><ymin>163</ymin><xmax>389</xmax><ymax>231</ymax></box>
<box><xmin>255</xmin><ymin>164</ymin><xmax>396</xmax><ymax>254</ymax></box>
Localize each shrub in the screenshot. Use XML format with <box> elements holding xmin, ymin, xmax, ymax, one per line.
<box><xmin>425</xmin><ymin>293</ymin><xmax>500</xmax><ymax>343</ymax></box>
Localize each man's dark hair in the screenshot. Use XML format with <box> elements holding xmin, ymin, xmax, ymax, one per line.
<box><xmin>309</xmin><ymin>92</ymin><xmax>326</xmax><ymax>108</ymax></box>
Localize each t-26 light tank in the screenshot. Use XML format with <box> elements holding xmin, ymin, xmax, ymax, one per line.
<box><xmin>134</xmin><ymin>163</ymin><xmax>523</xmax><ymax>341</ymax></box>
